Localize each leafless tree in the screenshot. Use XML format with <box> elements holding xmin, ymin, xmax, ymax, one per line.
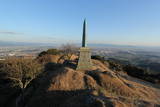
<box><xmin>60</xmin><ymin>43</ymin><xmax>79</xmax><ymax>60</ymax></box>
<box><xmin>0</xmin><ymin>58</ymin><xmax>42</xmax><ymax>95</ymax></box>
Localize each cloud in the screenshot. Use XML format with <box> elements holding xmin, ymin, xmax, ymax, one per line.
<box><xmin>0</xmin><ymin>30</ymin><xmax>23</xmax><ymax>35</ymax></box>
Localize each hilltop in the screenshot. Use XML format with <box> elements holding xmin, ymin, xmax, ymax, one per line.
<box><xmin>23</xmin><ymin>54</ymin><xmax>160</xmax><ymax>107</ymax></box>
<box><xmin>0</xmin><ymin>48</ymin><xmax>160</xmax><ymax>107</ymax></box>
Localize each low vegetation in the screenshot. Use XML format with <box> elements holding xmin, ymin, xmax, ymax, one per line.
<box><xmin>0</xmin><ymin>58</ymin><xmax>43</xmax><ymax>89</ymax></box>
<box><xmin>38</xmin><ymin>48</ymin><xmax>61</xmax><ymax>57</ymax></box>
<box><xmin>92</xmin><ymin>55</ymin><xmax>160</xmax><ymax>84</ymax></box>
<box><xmin>91</xmin><ymin>55</ymin><xmax>105</xmax><ymax>63</ymax></box>
<box><xmin>107</xmin><ymin>59</ymin><xmax>160</xmax><ymax>84</ymax></box>
<box><xmin>0</xmin><ymin>48</ymin><xmax>160</xmax><ymax>107</ymax></box>
<box><xmin>38</xmin><ymin>44</ymin><xmax>78</xmax><ymax>64</ymax></box>
<box><xmin>0</xmin><ymin>58</ymin><xmax>43</xmax><ymax>107</ymax></box>
<box><xmin>123</xmin><ymin>65</ymin><xmax>160</xmax><ymax>84</ymax></box>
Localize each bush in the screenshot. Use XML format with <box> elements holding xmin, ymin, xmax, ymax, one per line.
<box><xmin>91</xmin><ymin>55</ymin><xmax>105</xmax><ymax>62</ymax></box>
<box><xmin>107</xmin><ymin>60</ymin><xmax>123</xmax><ymax>71</ymax></box>
<box><xmin>107</xmin><ymin>59</ymin><xmax>160</xmax><ymax>84</ymax></box>
<box><xmin>38</xmin><ymin>51</ymin><xmax>47</xmax><ymax>57</ymax></box>
<box><xmin>123</xmin><ymin>65</ymin><xmax>148</xmax><ymax>77</ymax></box>
<box><xmin>44</xmin><ymin>62</ymin><xmax>61</xmax><ymax>71</ymax></box>
<box><xmin>123</xmin><ymin>65</ymin><xmax>160</xmax><ymax>84</ymax></box>
<box><xmin>38</xmin><ymin>49</ymin><xmax>60</xmax><ymax>57</ymax></box>
<box><xmin>46</xmin><ymin>49</ymin><xmax>60</xmax><ymax>55</ymax></box>
<box><xmin>0</xmin><ymin>58</ymin><xmax>43</xmax><ymax>89</ymax></box>
<box><xmin>0</xmin><ymin>58</ymin><xmax>43</xmax><ymax>107</ymax></box>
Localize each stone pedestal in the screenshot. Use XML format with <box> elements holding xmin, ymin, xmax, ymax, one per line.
<box><xmin>76</xmin><ymin>47</ymin><xmax>92</xmax><ymax>70</ymax></box>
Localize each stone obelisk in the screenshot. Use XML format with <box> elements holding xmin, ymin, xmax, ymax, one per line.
<box><xmin>76</xmin><ymin>19</ymin><xmax>92</xmax><ymax>70</ymax></box>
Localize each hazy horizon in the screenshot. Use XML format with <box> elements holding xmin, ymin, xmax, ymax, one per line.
<box><xmin>1</xmin><ymin>40</ymin><xmax>160</xmax><ymax>49</ymax></box>
<box><xmin>0</xmin><ymin>0</ymin><xmax>160</xmax><ymax>46</ymax></box>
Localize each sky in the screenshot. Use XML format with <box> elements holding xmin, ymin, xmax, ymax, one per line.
<box><xmin>0</xmin><ymin>0</ymin><xmax>160</xmax><ymax>46</ymax></box>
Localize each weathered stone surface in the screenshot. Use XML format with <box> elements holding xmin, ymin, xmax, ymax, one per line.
<box><xmin>76</xmin><ymin>47</ymin><xmax>92</xmax><ymax>70</ymax></box>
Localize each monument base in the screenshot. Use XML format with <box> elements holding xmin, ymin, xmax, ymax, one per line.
<box><xmin>76</xmin><ymin>47</ymin><xmax>92</xmax><ymax>70</ymax></box>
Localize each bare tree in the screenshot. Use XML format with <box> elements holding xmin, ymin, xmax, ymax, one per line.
<box><xmin>0</xmin><ymin>58</ymin><xmax>42</xmax><ymax>101</ymax></box>
<box><xmin>60</xmin><ymin>43</ymin><xmax>79</xmax><ymax>60</ymax></box>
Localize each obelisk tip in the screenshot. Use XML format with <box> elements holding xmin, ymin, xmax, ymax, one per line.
<box><xmin>82</xmin><ymin>19</ymin><xmax>86</xmax><ymax>47</ymax></box>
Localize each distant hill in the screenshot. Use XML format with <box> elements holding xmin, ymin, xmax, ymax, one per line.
<box><xmin>1</xmin><ymin>41</ymin><xmax>160</xmax><ymax>51</ymax></box>
<box><xmin>0</xmin><ymin>41</ymin><xmax>56</xmax><ymax>46</ymax></box>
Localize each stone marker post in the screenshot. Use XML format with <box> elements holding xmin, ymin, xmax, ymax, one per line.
<box><xmin>76</xmin><ymin>19</ymin><xmax>92</xmax><ymax>70</ymax></box>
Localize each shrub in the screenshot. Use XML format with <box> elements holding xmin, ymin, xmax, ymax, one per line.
<box><xmin>38</xmin><ymin>48</ymin><xmax>60</xmax><ymax>57</ymax></box>
<box><xmin>46</xmin><ymin>49</ymin><xmax>60</xmax><ymax>55</ymax></box>
<box><xmin>0</xmin><ymin>58</ymin><xmax>43</xmax><ymax>89</ymax></box>
<box><xmin>91</xmin><ymin>55</ymin><xmax>105</xmax><ymax>62</ymax></box>
<box><xmin>38</xmin><ymin>51</ymin><xmax>47</xmax><ymax>57</ymax></box>
<box><xmin>123</xmin><ymin>65</ymin><xmax>148</xmax><ymax>78</ymax></box>
<box><xmin>44</xmin><ymin>62</ymin><xmax>61</xmax><ymax>71</ymax></box>
<box><xmin>107</xmin><ymin>60</ymin><xmax>123</xmax><ymax>71</ymax></box>
<box><xmin>123</xmin><ymin>65</ymin><xmax>160</xmax><ymax>84</ymax></box>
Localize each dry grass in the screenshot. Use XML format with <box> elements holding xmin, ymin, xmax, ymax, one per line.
<box><xmin>23</xmin><ymin>58</ymin><xmax>160</xmax><ymax>107</ymax></box>
<box><xmin>90</xmin><ymin>59</ymin><xmax>160</xmax><ymax>103</ymax></box>
<box><xmin>47</xmin><ymin>67</ymin><xmax>97</xmax><ymax>91</ymax></box>
<box><xmin>37</xmin><ymin>54</ymin><xmax>61</xmax><ymax>64</ymax></box>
